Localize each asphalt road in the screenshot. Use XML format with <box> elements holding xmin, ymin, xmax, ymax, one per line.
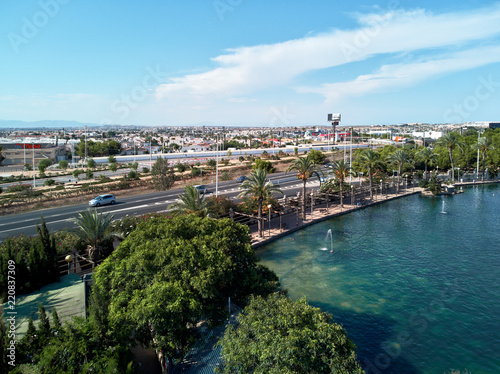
<box><xmin>0</xmin><ymin>170</ymin><xmax>326</xmax><ymax>242</ymax></box>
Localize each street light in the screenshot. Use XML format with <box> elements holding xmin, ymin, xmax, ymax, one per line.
<box><xmin>380</xmin><ymin>179</ymin><xmax>383</xmax><ymax>199</ymax></box>
<box><xmin>65</xmin><ymin>254</ymin><xmax>73</xmax><ymax>275</ymax></box>
<box><xmin>267</xmin><ymin>204</ymin><xmax>272</xmax><ymax>237</ymax></box>
<box><xmin>310</xmin><ymin>191</ymin><xmax>314</xmax><ymax>218</ymax></box>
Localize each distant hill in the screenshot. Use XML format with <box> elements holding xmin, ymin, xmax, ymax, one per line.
<box><xmin>0</xmin><ymin>120</ymin><xmax>118</xmax><ymax>129</ymax></box>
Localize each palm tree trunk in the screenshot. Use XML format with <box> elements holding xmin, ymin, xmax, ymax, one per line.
<box><xmin>258</xmin><ymin>198</ymin><xmax>263</xmax><ymax>237</ymax></box>
<box><xmin>369</xmin><ymin>168</ymin><xmax>373</xmax><ymax>199</ymax></box>
<box><xmin>340</xmin><ymin>179</ymin><xmax>343</xmax><ymax>208</ymax></box>
<box><xmin>425</xmin><ymin>163</ymin><xmax>428</xmax><ymax>180</ymax></box>
<box><xmin>302</xmin><ymin>180</ymin><xmax>306</xmax><ymax>220</ymax></box>
<box><xmin>449</xmin><ymin>148</ymin><xmax>455</xmax><ymax>182</ymax></box>
<box><xmin>482</xmin><ymin>151</ymin><xmax>486</xmax><ymax>181</ymax></box>
<box><xmin>396</xmin><ymin>167</ymin><xmax>401</xmax><ymax>194</ymax></box>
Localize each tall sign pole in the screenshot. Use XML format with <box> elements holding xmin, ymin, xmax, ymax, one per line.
<box><xmin>327</xmin><ymin>113</ymin><xmax>341</xmax><ymax>146</ymax></box>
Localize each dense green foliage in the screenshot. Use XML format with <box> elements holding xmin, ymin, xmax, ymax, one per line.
<box><xmin>70</xmin><ymin>209</ymin><xmax>115</xmax><ymax>263</ymax></box>
<box><xmin>75</xmin><ymin>139</ymin><xmax>121</xmax><ymax>157</ymax></box>
<box><xmin>169</xmin><ymin>185</ymin><xmax>210</xmax><ymax>217</ymax></box>
<box><xmin>92</xmin><ymin>215</ymin><xmax>279</xmax><ymax>359</ymax></box>
<box><xmin>0</xmin><ymin>218</ymin><xmax>59</xmax><ymax>301</ymax></box>
<box><xmin>7</xmin><ymin>307</ymin><xmax>135</xmax><ymax>374</ymax></box>
<box><xmin>308</xmin><ymin>149</ymin><xmax>327</xmax><ymax>164</ymax></box>
<box><xmin>37</xmin><ymin>159</ymin><xmax>52</xmax><ymax>174</ymax></box>
<box><xmin>218</xmin><ymin>293</ymin><xmax>364</xmax><ymax>374</ymax></box>
<box><xmin>253</xmin><ymin>158</ymin><xmax>274</xmax><ymax>173</ymax></box>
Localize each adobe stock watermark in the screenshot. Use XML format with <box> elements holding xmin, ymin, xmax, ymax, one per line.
<box><xmin>268</xmin><ymin>106</ymin><xmax>294</xmax><ymax>127</ymax></box>
<box><xmin>101</xmin><ymin>65</ymin><xmax>168</xmax><ymax>124</ymax></box>
<box><xmin>340</xmin><ymin>0</ymin><xmax>401</xmax><ymax>63</ymax></box>
<box><xmin>361</xmin><ymin>280</ymin><xmax>459</xmax><ymax>373</ymax></box>
<box><xmin>443</xmin><ymin>75</ymin><xmax>500</xmax><ymax>123</ymax></box>
<box><xmin>213</xmin><ymin>0</ymin><xmax>242</xmax><ymax>21</ymax></box>
<box><xmin>7</xmin><ymin>0</ymin><xmax>71</xmax><ymax>54</ymax></box>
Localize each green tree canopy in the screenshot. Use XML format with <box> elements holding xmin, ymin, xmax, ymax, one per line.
<box><xmin>253</xmin><ymin>158</ymin><xmax>274</xmax><ymax>173</ymax></box>
<box><xmin>86</xmin><ymin>158</ymin><xmax>96</xmax><ymax>170</ymax></box>
<box><xmin>218</xmin><ymin>293</ymin><xmax>364</xmax><ymax>374</ymax></box>
<box><xmin>91</xmin><ymin>215</ymin><xmax>279</xmax><ymax>359</ymax></box>
<box><xmin>308</xmin><ymin>149</ymin><xmax>327</xmax><ymax>164</ymax></box>
<box><xmin>37</xmin><ymin>158</ymin><xmax>52</xmax><ymax>174</ymax></box>
<box><xmin>58</xmin><ymin>160</ymin><xmax>69</xmax><ymax>170</ymax></box>
<box><xmin>151</xmin><ymin>156</ymin><xmax>176</xmax><ymax>191</ymax></box>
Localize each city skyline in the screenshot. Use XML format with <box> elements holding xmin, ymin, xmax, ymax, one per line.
<box><xmin>1</xmin><ymin>1</ymin><xmax>500</xmax><ymax>127</ymax></box>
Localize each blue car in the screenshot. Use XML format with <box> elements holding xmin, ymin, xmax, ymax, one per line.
<box><xmin>236</xmin><ymin>175</ymin><xmax>248</xmax><ymax>183</ymax></box>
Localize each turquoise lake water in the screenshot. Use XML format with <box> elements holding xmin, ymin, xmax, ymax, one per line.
<box><xmin>258</xmin><ymin>184</ymin><xmax>500</xmax><ymax>374</ymax></box>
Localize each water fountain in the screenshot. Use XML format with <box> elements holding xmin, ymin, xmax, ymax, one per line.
<box><xmin>324</xmin><ymin>229</ymin><xmax>333</xmax><ymax>252</ymax></box>
<box><xmin>441</xmin><ymin>199</ymin><xmax>446</xmax><ymax>214</ymax></box>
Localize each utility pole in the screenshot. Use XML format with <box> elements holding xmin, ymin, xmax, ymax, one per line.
<box><xmin>216</xmin><ymin>134</ymin><xmax>219</xmax><ymax>197</ymax></box>
<box><xmin>84</xmin><ymin>126</ymin><xmax>88</xmax><ymax>166</ymax></box>
<box><xmin>32</xmin><ymin>142</ymin><xmax>36</xmax><ymax>188</ymax></box>
<box><xmin>349</xmin><ymin>127</ymin><xmax>353</xmax><ymax>183</ymax></box>
<box><xmin>476</xmin><ymin>129</ymin><xmax>480</xmax><ymax>178</ymax></box>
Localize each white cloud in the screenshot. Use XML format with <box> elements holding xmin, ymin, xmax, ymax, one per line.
<box><xmin>298</xmin><ymin>45</ymin><xmax>500</xmax><ymax>101</ymax></box>
<box><xmin>155</xmin><ymin>4</ymin><xmax>500</xmax><ymax>102</ymax></box>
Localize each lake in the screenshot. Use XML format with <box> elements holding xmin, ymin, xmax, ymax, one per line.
<box><xmin>258</xmin><ymin>184</ymin><xmax>500</xmax><ymax>374</ymax></box>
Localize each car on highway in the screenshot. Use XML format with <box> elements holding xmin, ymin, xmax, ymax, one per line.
<box><xmin>194</xmin><ymin>185</ymin><xmax>209</xmax><ymax>194</ymax></box>
<box><xmin>89</xmin><ymin>194</ymin><xmax>116</xmax><ymax>207</ymax></box>
<box><xmin>236</xmin><ymin>175</ymin><xmax>248</xmax><ymax>183</ymax></box>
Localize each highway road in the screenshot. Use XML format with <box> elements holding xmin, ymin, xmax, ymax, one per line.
<box><xmin>0</xmin><ymin>170</ymin><xmax>327</xmax><ymax>242</ymax></box>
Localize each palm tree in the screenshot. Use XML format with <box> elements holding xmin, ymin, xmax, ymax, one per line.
<box><xmin>436</xmin><ymin>132</ymin><xmax>464</xmax><ymax>182</ymax></box>
<box><xmin>357</xmin><ymin>149</ymin><xmax>384</xmax><ymax>199</ymax></box>
<box><xmin>416</xmin><ymin>147</ymin><xmax>437</xmax><ymax>180</ymax></box>
<box><xmin>169</xmin><ymin>185</ymin><xmax>210</xmax><ymax>217</ymax></box>
<box><xmin>286</xmin><ymin>156</ymin><xmax>322</xmax><ymax>220</ymax></box>
<box><xmin>474</xmin><ymin>137</ymin><xmax>495</xmax><ymax>181</ymax></box>
<box><xmin>238</xmin><ymin>168</ymin><xmax>282</xmax><ymax>237</ymax></box>
<box><xmin>71</xmin><ymin>209</ymin><xmax>115</xmax><ymax>264</ymax></box>
<box><xmin>387</xmin><ymin>149</ymin><xmax>412</xmax><ymax>194</ymax></box>
<box><xmin>329</xmin><ymin>160</ymin><xmax>350</xmax><ymax>207</ymax></box>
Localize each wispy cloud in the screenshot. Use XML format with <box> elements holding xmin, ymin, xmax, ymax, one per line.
<box><xmin>155</xmin><ymin>4</ymin><xmax>500</xmax><ymax>102</ymax></box>
<box><xmin>299</xmin><ymin>45</ymin><xmax>500</xmax><ymax>101</ymax></box>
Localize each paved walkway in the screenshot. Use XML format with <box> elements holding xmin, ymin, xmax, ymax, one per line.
<box><xmin>249</xmin><ymin>187</ymin><xmax>424</xmax><ymax>248</ymax></box>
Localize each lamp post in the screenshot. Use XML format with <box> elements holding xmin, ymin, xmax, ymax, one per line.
<box><xmin>380</xmin><ymin>179</ymin><xmax>383</xmax><ymax>200</ymax></box>
<box><xmin>267</xmin><ymin>204</ymin><xmax>272</xmax><ymax>237</ymax></box>
<box><xmin>310</xmin><ymin>191</ymin><xmax>315</xmax><ymax>218</ymax></box>
<box><xmin>65</xmin><ymin>254</ymin><xmax>73</xmax><ymax>275</ymax></box>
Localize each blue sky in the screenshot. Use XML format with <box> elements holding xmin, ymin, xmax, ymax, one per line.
<box><xmin>1</xmin><ymin>0</ymin><xmax>500</xmax><ymax>127</ymax></box>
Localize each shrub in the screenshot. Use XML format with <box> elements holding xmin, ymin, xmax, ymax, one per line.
<box><xmin>176</xmin><ymin>163</ymin><xmax>187</xmax><ymax>173</ymax></box>
<box><xmin>190</xmin><ymin>167</ymin><xmax>201</xmax><ymax>177</ymax></box>
<box><xmin>43</xmin><ymin>179</ymin><xmax>56</xmax><ymax>187</ymax></box>
<box><xmin>221</xmin><ymin>171</ymin><xmax>231</xmax><ymax>181</ymax></box>
<box><xmin>206</xmin><ymin>195</ymin><xmax>238</xmax><ymax>218</ymax></box>
<box><xmin>419</xmin><ymin>180</ymin><xmax>429</xmax><ymax>188</ymax></box>
<box><xmin>7</xmin><ymin>184</ymin><xmax>32</xmax><ymax>193</ymax></box>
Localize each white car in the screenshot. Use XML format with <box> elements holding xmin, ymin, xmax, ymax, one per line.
<box><xmin>89</xmin><ymin>194</ymin><xmax>116</xmax><ymax>207</ymax></box>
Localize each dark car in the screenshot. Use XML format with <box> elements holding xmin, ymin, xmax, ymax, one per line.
<box><xmin>236</xmin><ymin>175</ymin><xmax>248</xmax><ymax>183</ymax></box>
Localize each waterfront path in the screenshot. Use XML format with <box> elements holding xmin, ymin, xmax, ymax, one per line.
<box><xmin>249</xmin><ymin>187</ymin><xmax>424</xmax><ymax>248</ymax></box>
